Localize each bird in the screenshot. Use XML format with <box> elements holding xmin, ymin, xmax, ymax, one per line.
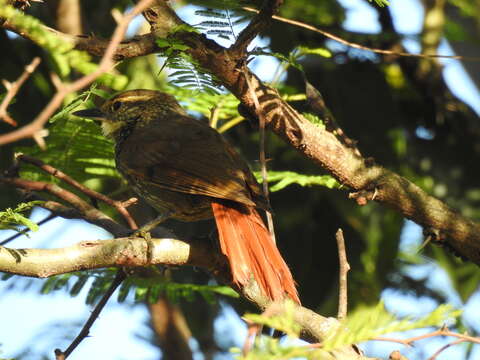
<box><xmin>73</xmin><ymin>89</ymin><xmax>299</xmax><ymax>304</ymax></box>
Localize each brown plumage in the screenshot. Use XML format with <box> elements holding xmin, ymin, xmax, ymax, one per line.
<box><xmin>73</xmin><ymin>89</ymin><xmax>299</xmax><ymax>304</ymax></box>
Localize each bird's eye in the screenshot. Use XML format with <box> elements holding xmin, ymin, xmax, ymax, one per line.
<box><xmin>111</xmin><ymin>101</ymin><xmax>122</xmax><ymax>111</ymax></box>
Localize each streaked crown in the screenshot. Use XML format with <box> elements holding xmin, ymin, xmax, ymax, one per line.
<box><xmin>73</xmin><ymin>89</ymin><xmax>187</xmax><ymax>139</ymax></box>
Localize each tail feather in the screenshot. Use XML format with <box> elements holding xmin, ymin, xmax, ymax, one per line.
<box><xmin>211</xmin><ymin>201</ymin><xmax>300</xmax><ymax>304</ymax></box>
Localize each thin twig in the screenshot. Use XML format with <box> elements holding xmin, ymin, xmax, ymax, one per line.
<box><xmin>0</xmin><ymin>56</ymin><xmax>41</xmax><ymax>126</ymax></box>
<box><xmin>0</xmin><ymin>0</ymin><xmax>154</xmax><ymax>147</ymax></box>
<box><xmin>57</xmin><ymin>270</ymin><xmax>127</xmax><ymax>359</ymax></box>
<box><xmin>389</xmin><ymin>350</ymin><xmax>409</xmax><ymax>360</ymax></box>
<box><xmin>242</xmin><ymin>69</ymin><xmax>276</xmax><ymax>243</ymax></box>
<box><xmin>0</xmin><ymin>176</ymin><xmax>125</xmax><ymax>236</ymax></box>
<box><xmin>232</xmin><ymin>0</ymin><xmax>282</xmax><ymax>54</ymax></box>
<box><xmin>335</xmin><ymin>228</ymin><xmax>350</xmax><ymax>320</ymax></box>
<box><xmin>427</xmin><ymin>338</ymin><xmax>465</xmax><ymax>360</ymax></box>
<box><xmin>375</xmin><ymin>328</ymin><xmax>480</xmax><ymax>346</ymax></box>
<box><xmin>242</xmin><ymin>301</ymin><xmax>284</xmax><ymax>355</ymax></box>
<box><xmin>17</xmin><ymin>154</ymin><xmax>138</xmax><ymax>229</ymax></box>
<box><xmin>242</xmin><ymin>320</ymin><xmax>262</xmax><ymax>355</ymax></box>
<box><xmin>242</xmin><ymin>7</ymin><xmax>480</xmax><ymax>62</ymax></box>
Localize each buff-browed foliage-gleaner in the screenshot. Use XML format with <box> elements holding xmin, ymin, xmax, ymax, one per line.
<box><xmin>73</xmin><ymin>89</ymin><xmax>300</xmax><ymax>304</ymax></box>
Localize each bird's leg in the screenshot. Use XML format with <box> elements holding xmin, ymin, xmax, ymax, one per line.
<box><xmin>133</xmin><ymin>212</ymin><xmax>174</xmax><ymax>238</ymax></box>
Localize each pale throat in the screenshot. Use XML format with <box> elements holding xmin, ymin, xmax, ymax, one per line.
<box><xmin>101</xmin><ymin>120</ymin><xmax>126</xmax><ymax>138</ymax></box>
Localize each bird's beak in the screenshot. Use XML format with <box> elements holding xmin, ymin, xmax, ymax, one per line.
<box><xmin>72</xmin><ymin>108</ymin><xmax>106</xmax><ymax>121</ymax></box>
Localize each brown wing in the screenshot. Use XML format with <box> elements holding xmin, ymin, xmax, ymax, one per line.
<box><xmin>116</xmin><ymin>114</ymin><xmax>265</xmax><ymax>208</ymax></box>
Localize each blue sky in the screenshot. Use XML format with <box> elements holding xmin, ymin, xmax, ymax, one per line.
<box><xmin>2</xmin><ymin>1</ymin><xmax>480</xmax><ymax>359</ymax></box>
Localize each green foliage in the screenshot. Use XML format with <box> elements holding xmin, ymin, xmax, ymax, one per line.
<box><xmin>232</xmin><ymin>337</ymin><xmax>332</xmax><ymax>360</ymax></box>
<box><xmin>162</xmin><ymin>52</ymin><xmax>221</xmax><ymax>95</ymax></box>
<box><xmin>239</xmin><ymin>301</ymin><xmax>460</xmax><ymax>358</ymax></box>
<box><xmin>18</xmin><ymin>88</ymin><xmax>116</xmax><ymax>184</ymax></box>
<box><xmin>444</xmin><ymin>19</ymin><xmax>471</xmax><ymax>42</ymax></box>
<box><xmin>368</xmin><ymin>0</ymin><xmax>389</xmax><ymax>6</ymax></box>
<box><xmin>195</xmin><ymin>7</ymin><xmax>243</xmax><ymax>41</ymax></box>
<box><xmin>448</xmin><ymin>0</ymin><xmax>477</xmax><ymax>17</ymax></box>
<box><xmin>303</xmin><ymin>113</ymin><xmax>326</xmax><ymax>129</ymax></box>
<box><xmin>0</xmin><ymin>2</ymin><xmax>127</xmax><ymax>89</ymax></box>
<box><xmin>39</xmin><ymin>269</ymin><xmax>238</xmax><ymax>305</ymax></box>
<box><xmin>0</xmin><ymin>201</ymin><xmax>43</xmax><ymax>233</ymax></box>
<box><xmin>156</xmin><ymin>24</ymin><xmax>222</xmax><ymax>94</ymax></box>
<box><xmin>50</xmin><ymin>85</ymin><xmax>110</xmax><ymax>124</ymax></box>
<box><xmin>252</xmin><ymin>45</ymin><xmax>331</xmax><ymax>76</ymax></box>
<box><xmin>168</xmin><ymin>86</ymin><xmax>240</xmax><ymax>125</ymax></box>
<box><xmin>156</xmin><ymin>36</ymin><xmax>221</xmax><ymax>94</ymax></box>
<box><xmin>189</xmin><ymin>0</ymin><xmax>245</xmax><ymax>10</ymax></box>
<box><xmin>254</xmin><ymin>171</ymin><xmax>339</xmax><ymax>192</ymax></box>
<box><xmin>120</xmin><ymin>276</ymin><xmax>239</xmax><ymax>304</ymax></box>
<box><xmin>322</xmin><ymin>302</ymin><xmax>461</xmax><ymax>351</ymax></box>
<box><xmin>244</xmin><ymin>301</ymin><xmax>301</xmax><ymax>338</ymax></box>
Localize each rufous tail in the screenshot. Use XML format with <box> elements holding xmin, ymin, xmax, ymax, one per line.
<box><xmin>211</xmin><ymin>201</ymin><xmax>300</xmax><ymax>304</ymax></box>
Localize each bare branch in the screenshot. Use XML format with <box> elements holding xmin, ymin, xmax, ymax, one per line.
<box><xmin>58</xmin><ymin>271</ymin><xmax>127</xmax><ymax>359</ymax></box>
<box><xmin>0</xmin><ymin>176</ymin><xmax>125</xmax><ymax>236</ymax></box>
<box><xmin>0</xmin><ymin>0</ymin><xmax>154</xmax><ymax>147</ymax></box>
<box><xmin>242</xmin><ymin>69</ymin><xmax>276</xmax><ymax>242</ymax></box>
<box><xmin>0</xmin><ymin>56</ymin><xmax>41</xmax><ymax>126</ymax></box>
<box><xmin>336</xmin><ymin>229</ymin><xmax>350</xmax><ymax>320</ymax></box>
<box><xmin>427</xmin><ymin>338</ymin><xmax>464</xmax><ymax>360</ymax></box>
<box><xmin>242</xmin><ymin>7</ymin><xmax>480</xmax><ymax>62</ymax></box>
<box><xmin>231</xmin><ymin>0</ymin><xmax>283</xmax><ymax>54</ymax></box>
<box><xmin>0</xmin><ymin>236</ymin><xmax>214</xmax><ymax>277</ymax></box>
<box><xmin>375</xmin><ymin>328</ymin><xmax>480</xmax><ymax>346</ymax></box>
<box><xmin>17</xmin><ymin>154</ymin><xmax>138</xmax><ymax>229</ymax></box>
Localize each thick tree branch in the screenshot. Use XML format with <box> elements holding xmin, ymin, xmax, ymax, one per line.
<box><xmin>0</xmin><ymin>235</ymin><xmax>368</xmax><ymax>359</ymax></box>
<box><xmin>0</xmin><ymin>236</ymin><xmax>214</xmax><ymax>277</ymax></box>
<box><xmin>1</xmin><ymin>21</ymin><xmax>158</xmax><ymax>61</ymax></box>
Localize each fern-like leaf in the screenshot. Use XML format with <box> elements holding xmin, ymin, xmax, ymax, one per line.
<box><xmin>322</xmin><ymin>302</ymin><xmax>461</xmax><ymax>351</ymax></box>
<box><xmin>17</xmin><ymin>88</ymin><xmax>116</xmax><ymax>185</ymax></box>
<box><xmin>0</xmin><ymin>201</ymin><xmax>44</xmax><ymax>233</ymax></box>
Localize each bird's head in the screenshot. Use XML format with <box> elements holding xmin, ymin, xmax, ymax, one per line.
<box><xmin>72</xmin><ymin>89</ymin><xmax>187</xmax><ymax>139</ymax></box>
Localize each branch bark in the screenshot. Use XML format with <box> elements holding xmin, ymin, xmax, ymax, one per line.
<box><xmin>0</xmin><ymin>235</ymin><xmax>367</xmax><ymax>359</ymax></box>
<box><xmin>0</xmin><ymin>236</ymin><xmax>214</xmax><ymax>277</ymax></box>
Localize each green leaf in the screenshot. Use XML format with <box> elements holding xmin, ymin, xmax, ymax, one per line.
<box><xmin>322</xmin><ymin>302</ymin><xmax>461</xmax><ymax>351</ymax></box>
<box><xmin>156</xmin><ymin>38</ymin><xmax>171</xmax><ymax>48</ymax></box>
<box><xmin>233</xmin><ymin>336</ymin><xmax>332</xmax><ymax>360</ymax></box>
<box><xmin>170</xmin><ymin>23</ymin><xmax>201</xmax><ymax>34</ymax></box>
<box><xmin>368</xmin><ymin>0</ymin><xmax>389</xmax><ymax>6</ymax></box>
<box><xmin>254</xmin><ymin>171</ymin><xmax>339</xmax><ymax>192</ymax></box>
<box><xmin>0</xmin><ymin>201</ymin><xmax>44</xmax><ymax>233</ymax></box>
<box><xmin>296</xmin><ymin>46</ymin><xmax>332</xmax><ymax>58</ymax></box>
<box><xmin>303</xmin><ymin>113</ymin><xmax>326</xmax><ymax>129</ymax></box>
<box><xmin>120</xmin><ymin>276</ymin><xmax>239</xmax><ymax>304</ymax></box>
<box><xmin>17</xmin><ymin>89</ymin><xmax>116</xmax><ymax>185</ymax></box>
<box><xmin>0</xmin><ymin>2</ymin><xmax>127</xmax><ymax>89</ymax></box>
